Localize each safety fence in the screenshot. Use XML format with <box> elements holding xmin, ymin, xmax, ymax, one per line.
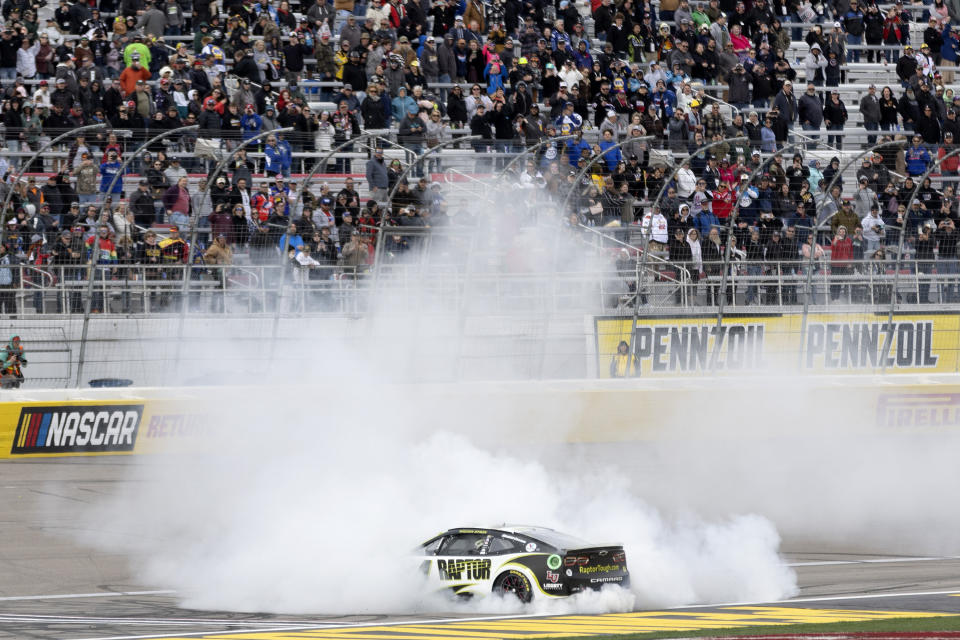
<box><xmin>2</xmin><ymin>132</ymin><xmax>959</xmax><ymax>386</ymax></box>
<box><xmin>2</xmin><ymin>257</ymin><xmax>954</xmax><ymax>316</ymax></box>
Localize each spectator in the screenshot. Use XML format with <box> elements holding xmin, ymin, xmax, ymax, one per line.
<box><xmin>609</xmin><ymin>340</ymin><xmax>638</xmax><ymax>377</ymax></box>
<box><xmin>99</xmin><ymin>149</ymin><xmax>124</xmax><ymax>197</ymax></box>
<box><xmin>163</xmin><ymin>176</ymin><xmax>191</xmax><ymax>229</ymax></box>
<box><xmin>823</xmin><ymin>89</ymin><xmax>848</xmax><ymax>149</ymax></box>
<box><xmin>365</xmin><ymin>147</ymin><xmax>389</xmax><ymax>203</ymax></box>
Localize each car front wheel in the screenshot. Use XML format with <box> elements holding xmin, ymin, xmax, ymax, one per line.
<box><xmin>493</xmin><ymin>570</ymin><xmax>533</xmax><ymax>603</ymax></box>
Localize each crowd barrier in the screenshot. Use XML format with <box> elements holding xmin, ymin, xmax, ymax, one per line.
<box><xmin>3</xmin><ymin>256</ymin><xmax>959</xmax><ymax>317</ymax></box>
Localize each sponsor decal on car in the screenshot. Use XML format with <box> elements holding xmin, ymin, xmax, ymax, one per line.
<box><xmin>578</xmin><ymin>563</ymin><xmax>621</xmax><ymax>575</ymax></box>
<box><xmin>543</xmin><ymin>583</ymin><xmax>564</xmax><ymax>590</ymax></box>
<box><xmin>546</xmin><ymin>571</ymin><xmax>560</xmax><ymax>583</ymax></box>
<box><xmin>437</xmin><ymin>558</ymin><xmax>491</xmax><ymax>581</ymax></box>
<box><xmin>590</xmin><ymin>576</ymin><xmax>625</xmax><ymax>583</ymax></box>
<box><xmin>547</xmin><ymin>554</ymin><xmax>562</xmax><ymax>570</ymax></box>
<box><xmin>11</xmin><ymin>405</ymin><xmax>143</xmax><ymax>454</ymax></box>
<box><xmin>525</xmin><ymin>542</ymin><xmax>537</xmax><ymax>552</ymax></box>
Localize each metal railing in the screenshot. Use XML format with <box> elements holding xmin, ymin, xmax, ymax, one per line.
<box><xmin>7</xmin><ymin>255</ymin><xmax>957</xmax><ymax>317</ymax></box>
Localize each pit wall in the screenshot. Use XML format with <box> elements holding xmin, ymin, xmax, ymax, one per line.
<box><xmin>3</xmin><ymin>375</ymin><xmax>960</xmax><ymax>459</ymax></box>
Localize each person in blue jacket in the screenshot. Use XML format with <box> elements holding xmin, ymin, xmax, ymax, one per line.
<box><xmin>264</xmin><ymin>134</ymin><xmax>292</xmax><ymax>177</ymax></box>
<box><xmin>98</xmin><ymin>150</ymin><xmax>125</xmax><ymax>196</ymax></box>
<box><xmin>391</xmin><ymin>86</ymin><xmax>417</xmax><ymax>123</ymax></box>
<box><xmin>651</xmin><ymin>79</ymin><xmax>676</xmax><ymax>118</ymax></box>
<box><xmin>565</xmin><ymin>130</ymin><xmax>591</xmax><ymax>169</ymax></box>
<box><xmin>277</xmin><ymin>134</ymin><xmax>293</xmax><ymax>177</ymax></box>
<box><xmin>693</xmin><ymin>206</ymin><xmax>720</xmax><ymax>238</ymax></box>
<box><xmin>264</xmin><ymin>134</ymin><xmax>283</xmax><ymax>176</ymax></box>
<box><xmin>240</xmin><ymin>105</ymin><xmax>263</xmax><ymax>144</ymax></box>
<box><xmin>905</xmin><ymin>134</ymin><xmax>931</xmax><ymax>176</ymax></box>
<box><xmin>597</xmin><ymin>129</ymin><xmax>622</xmax><ymax>172</ymax></box>
<box><xmin>940</xmin><ymin>24</ymin><xmax>959</xmax><ymax>68</ymax></box>
<box><xmin>483</xmin><ymin>55</ymin><xmax>507</xmax><ymax>94</ymax></box>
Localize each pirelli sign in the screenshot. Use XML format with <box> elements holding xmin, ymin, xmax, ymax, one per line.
<box><xmin>595</xmin><ymin>313</ymin><xmax>960</xmax><ymax>377</ymax></box>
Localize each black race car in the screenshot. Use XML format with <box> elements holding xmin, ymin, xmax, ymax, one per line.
<box><xmin>417</xmin><ymin>525</ymin><xmax>629</xmax><ymax>602</ymax></box>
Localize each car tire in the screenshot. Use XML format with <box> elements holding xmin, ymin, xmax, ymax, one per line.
<box><xmin>493</xmin><ymin>570</ymin><xmax>533</xmax><ymax>603</ymax></box>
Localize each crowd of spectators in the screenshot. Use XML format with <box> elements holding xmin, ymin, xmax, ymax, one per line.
<box><xmin>0</xmin><ymin>0</ymin><xmax>956</xmax><ymax>311</ymax></box>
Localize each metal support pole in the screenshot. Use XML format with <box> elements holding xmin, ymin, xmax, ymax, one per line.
<box><xmin>373</xmin><ymin>136</ymin><xmax>480</xmax><ymax>288</ymax></box>
<box><xmin>0</xmin><ymin>123</ymin><xmax>108</xmax><ymax>247</ymax></box>
<box><xmin>797</xmin><ymin>139</ymin><xmax>905</xmax><ymax>369</ymax></box>
<box><xmin>632</xmin><ymin>138</ymin><xmax>748</xmax><ymax>358</ymax></box>
<box><xmin>883</xmin><ymin>146</ymin><xmax>960</xmax><ymax>372</ymax></box>
<box><xmin>75</xmin><ymin>125</ymin><xmax>199</xmax><ymax>387</ymax></box>
<box><xmin>172</xmin><ymin>128</ymin><xmax>295</xmax><ymax>372</ymax></box>
<box><xmin>714</xmin><ymin>142</ymin><xmax>807</xmax><ymax>349</ymax></box>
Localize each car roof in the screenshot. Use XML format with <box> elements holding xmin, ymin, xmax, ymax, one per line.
<box><xmin>444</xmin><ymin>525</ymin><xmax>593</xmax><ymax>550</ymax></box>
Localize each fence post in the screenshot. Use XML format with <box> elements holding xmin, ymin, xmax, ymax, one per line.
<box><xmin>714</xmin><ymin>142</ymin><xmax>806</xmax><ymax>370</ymax></box>
<box><xmin>883</xmin><ymin>146</ymin><xmax>960</xmax><ymax>372</ymax></box>
<box><xmin>75</xmin><ymin>125</ymin><xmax>199</xmax><ymax>388</ymax></box>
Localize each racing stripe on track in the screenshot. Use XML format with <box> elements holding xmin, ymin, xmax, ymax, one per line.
<box><xmin>135</xmin><ymin>607</ymin><xmax>955</xmax><ymax>640</ymax></box>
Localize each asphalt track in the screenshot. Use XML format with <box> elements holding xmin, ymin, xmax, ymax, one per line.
<box><xmin>3</xmin><ymin>459</ymin><xmax>960</xmax><ymax>640</ymax></box>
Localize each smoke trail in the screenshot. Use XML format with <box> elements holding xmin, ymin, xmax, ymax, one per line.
<box><xmin>69</xmin><ymin>176</ymin><xmax>797</xmax><ymax>614</ymax></box>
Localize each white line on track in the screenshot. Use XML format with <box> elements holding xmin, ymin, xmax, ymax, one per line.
<box><xmin>781</xmin><ymin>589</ymin><xmax>960</xmax><ymax>605</ymax></box>
<box><xmin>0</xmin><ymin>614</ymin><xmax>327</xmax><ymax>627</ymax></box>
<box><xmin>787</xmin><ymin>556</ymin><xmax>960</xmax><ymax>567</ymax></box>
<box><xmin>0</xmin><ymin>590</ymin><xmax>175</xmax><ymax>602</ymax></box>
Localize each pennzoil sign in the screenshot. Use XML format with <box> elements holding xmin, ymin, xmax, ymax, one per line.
<box><xmin>595</xmin><ymin>314</ymin><xmax>958</xmax><ymax>377</ymax></box>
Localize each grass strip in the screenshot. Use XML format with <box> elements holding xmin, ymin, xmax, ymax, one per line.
<box><xmin>550</xmin><ymin>614</ymin><xmax>960</xmax><ymax>640</ymax></box>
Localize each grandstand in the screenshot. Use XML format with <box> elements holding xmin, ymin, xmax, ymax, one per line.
<box><xmin>0</xmin><ymin>0</ymin><xmax>957</xmax><ymax>383</ymax></box>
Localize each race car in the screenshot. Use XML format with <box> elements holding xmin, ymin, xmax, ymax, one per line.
<box><xmin>417</xmin><ymin>525</ymin><xmax>629</xmax><ymax>602</ymax></box>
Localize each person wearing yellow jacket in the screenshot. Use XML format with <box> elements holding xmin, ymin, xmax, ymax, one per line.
<box><xmin>609</xmin><ymin>340</ymin><xmax>638</xmax><ymax>378</ymax></box>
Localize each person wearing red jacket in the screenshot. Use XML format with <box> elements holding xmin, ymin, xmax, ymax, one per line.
<box><xmin>938</xmin><ymin>134</ymin><xmax>959</xmax><ymax>176</ymax></box>
<box><xmin>712</xmin><ymin>181</ymin><xmax>735</xmax><ymax>220</ymax></box>
<box><xmin>830</xmin><ymin>225</ymin><xmax>854</xmax><ymax>302</ymax></box>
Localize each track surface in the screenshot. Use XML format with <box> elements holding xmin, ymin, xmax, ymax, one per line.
<box><xmin>2</xmin><ymin>459</ymin><xmax>960</xmax><ymax>640</ymax></box>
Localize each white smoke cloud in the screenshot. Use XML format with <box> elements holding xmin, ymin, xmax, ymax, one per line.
<box><xmin>69</xmin><ymin>176</ymin><xmax>797</xmax><ymax>614</ymax></box>
<box><xmin>73</xmin><ymin>382</ymin><xmax>796</xmax><ymax>614</ymax></box>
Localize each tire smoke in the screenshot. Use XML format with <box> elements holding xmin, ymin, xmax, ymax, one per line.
<box><xmin>75</xmin><ymin>385</ymin><xmax>796</xmax><ymax>614</ymax></box>
<box><xmin>72</xmin><ymin>179</ymin><xmax>798</xmax><ymax>614</ymax></box>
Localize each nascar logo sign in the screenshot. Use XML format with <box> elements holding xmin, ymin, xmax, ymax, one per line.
<box><xmin>11</xmin><ymin>405</ymin><xmax>144</xmax><ymax>454</ymax></box>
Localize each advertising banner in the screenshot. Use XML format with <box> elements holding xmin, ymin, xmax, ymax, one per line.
<box><xmin>0</xmin><ymin>397</ymin><xmax>212</xmax><ymax>459</ymax></box>
<box><xmin>595</xmin><ymin>313</ymin><xmax>960</xmax><ymax>378</ymax></box>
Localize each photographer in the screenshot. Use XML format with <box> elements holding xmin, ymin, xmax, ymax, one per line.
<box><xmin>861</xmin><ymin>204</ymin><xmax>885</xmax><ymax>255</ymax></box>
<box><xmin>0</xmin><ymin>335</ymin><xmax>26</xmax><ymax>388</ymax></box>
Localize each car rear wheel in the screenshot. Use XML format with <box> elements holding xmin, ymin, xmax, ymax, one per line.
<box><xmin>493</xmin><ymin>570</ymin><xmax>533</xmax><ymax>603</ymax></box>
